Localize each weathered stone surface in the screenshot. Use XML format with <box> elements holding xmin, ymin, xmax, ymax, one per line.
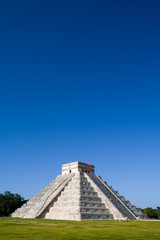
<box><xmin>11</xmin><ymin>161</ymin><xmax>147</xmax><ymax>220</ymax></box>
<box><xmin>11</xmin><ymin>173</ymin><xmax>74</xmax><ymax>218</ymax></box>
<box><xmin>42</xmin><ymin>172</ymin><xmax>113</xmax><ymax>220</ymax></box>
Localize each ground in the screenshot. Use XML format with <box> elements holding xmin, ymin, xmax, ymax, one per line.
<box><xmin>0</xmin><ymin>218</ymin><xmax>160</xmax><ymax>240</ymax></box>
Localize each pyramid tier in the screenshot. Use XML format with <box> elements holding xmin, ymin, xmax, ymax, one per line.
<box><xmin>44</xmin><ymin>172</ymin><xmax>113</xmax><ymax>220</ymax></box>
<box><xmin>11</xmin><ymin>174</ymin><xmax>74</xmax><ymax>218</ymax></box>
<box><xmin>11</xmin><ymin>161</ymin><xmax>146</xmax><ymax>220</ymax></box>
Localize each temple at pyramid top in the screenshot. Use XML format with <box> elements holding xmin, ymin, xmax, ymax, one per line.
<box><xmin>11</xmin><ymin>161</ymin><xmax>147</xmax><ymax>220</ymax></box>
<box><xmin>62</xmin><ymin>161</ymin><xmax>95</xmax><ymax>174</ymax></box>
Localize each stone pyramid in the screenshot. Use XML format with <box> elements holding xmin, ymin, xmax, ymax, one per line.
<box><xmin>11</xmin><ymin>162</ymin><xmax>146</xmax><ymax>220</ymax></box>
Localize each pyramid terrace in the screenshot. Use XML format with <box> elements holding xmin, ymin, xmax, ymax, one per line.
<box><xmin>11</xmin><ymin>162</ymin><xmax>146</xmax><ymax>220</ymax></box>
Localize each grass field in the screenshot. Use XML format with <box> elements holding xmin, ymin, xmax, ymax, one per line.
<box><xmin>0</xmin><ymin>217</ymin><xmax>160</xmax><ymax>240</ymax></box>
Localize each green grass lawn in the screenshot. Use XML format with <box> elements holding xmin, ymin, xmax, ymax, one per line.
<box><xmin>0</xmin><ymin>217</ymin><xmax>160</xmax><ymax>240</ymax></box>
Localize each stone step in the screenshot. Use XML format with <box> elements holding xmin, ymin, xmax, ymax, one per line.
<box><xmin>80</xmin><ymin>207</ymin><xmax>110</xmax><ymax>214</ymax></box>
<box><xmin>13</xmin><ymin>209</ymin><xmax>27</xmax><ymax>214</ymax></box>
<box><xmin>126</xmin><ymin>202</ymin><xmax>132</xmax><ymax>206</ymax></box>
<box><xmin>80</xmin><ymin>201</ymin><xmax>105</xmax><ymax>208</ymax></box>
<box><xmin>122</xmin><ymin>200</ymin><xmax>130</xmax><ymax>204</ymax></box>
<box><xmin>48</xmin><ymin>207</ymin><xmax>80</xmax><ymax>213</ymax></box>
<box><xmin>57</xmin><ymin>195</ymin><xmax>101</xmax><ymax>203</ymax></box>
<box><xmin>81</xmin><ymin>186</ymin><xmax>94</xmax><ymax>191</ymax></box>
<box><xmin>103</xmin><ymin>181</ymin><xmax>107</xmax><ymax>185</ymax></box>
<box><xmin>60</xmin><ymin>191</ymin><xmax>98</xmax><ymax>197</ymax></box>
<box><xmin>80</xmin><ymin>196</ymin><xmax>102</xmax><ymax>201</ymax></box>
<box><xmin>113</xmin><ymin>191</ymin><xmax>119</xmax><ymax>195</ymax></box>
<box><xmin>53</xmin><ymin>202</ymin><xmax>79</xmax><ymax>207</ymax></box>
<box><xmin>52</xmin><ymin>201</ymin><xmax>106</xmax><ymax>208</ymax></box>
<box><xmin>54</xmin><ymin>194</ymin><xmax>81</xmax><ymax>201</ymax></box>
<box><xmin>119</xmin><ymin>196</ymin><xmax>126</xmax><ymax>201</ymax></box>
<box><xmin>81</xmin><ymin>182</ymin><xmax>91</xmax><ymax>186</ymax></box>
<box><xmin>131</xmin><ymin>205</ymin><xmax>136</xmax><ymax>208</ymax></box>
<box><xmin>53</xmin><ymin>195</ymin><xmax>79</xmax><ymax>201</ymax></box>
<box><xmin>48</xmin><ymin>207</ymin><xmax>109</xmax><ymax>214</ymax></box>
<box><xmin>130</xmin><ymin>207</ymin><xmax>137</xmax><ymax>211</ymax></box>
<box><xmin>81</xmin><ymin>191</ymin><xmax>98</xmax><ymax>197</ymax></box>
<box><xmin>81</xmin><ymin>212</ymin><xmax>113</xmax><ymax>220</ymax></box>
<box><xmin>46</xmin><ymin>212</ymin><xmax>81</xmax><ymax>220</ymax></box>
<box><xmin>66</xmin><ymin>186</ymin><xmax>93</xmax><ymax>191</ymax></box>
<box><xmin>67</xmin><ymin>182</ymin><xmax>91</xmax><ymax>188</ymax></box>
<box><xmin>133</xmin><ymin>210</ymin><xmax>143</xmax><ymax>215</ymax></box>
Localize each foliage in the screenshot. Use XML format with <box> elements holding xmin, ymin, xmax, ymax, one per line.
<box><xmin>0</xmin><ymin>218</ymin><xmax>160</xmax><ymax>240</ymax></box>
<box><xmin>142</xmin><ymin>207</ymin><xmax>160</xmax><ymax>219</ymax></box>
<box><xmin>0</xmin><ymin>191</ymin><xmax>27</xmax><ymax>217</ymax></box>
<box><xmin>155</xmin><ymin>207</ymin><xmax>160</xmax><ymax>219</ymax></box>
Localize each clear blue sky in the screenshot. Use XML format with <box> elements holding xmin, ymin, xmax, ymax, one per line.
<box><xmin>0</xmin><ymin>0</ymin><xmax>160</xmax><ymax>208</ymax></box>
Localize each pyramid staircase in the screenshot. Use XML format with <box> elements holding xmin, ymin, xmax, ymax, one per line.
<box><xmin>86</xmin><ymin>173</ymin><xmax>145</xmax><ymax>219</ymax></box>
<box><xmin>11</xmin><ymin>173</ymin><xmax>74</xmax><ymax>218</ymax></box>
<box><xmin>11</xmin><ymin>161</ymin><xmax>146</xmax><ymax>220</ymax></box>
<box><xmin>40</xmin><ymin>172</ymin><xmax>113</xmax><ymax>220</ymax></box>
<box><xmin>96</xmin><ymin>176</ymin><xmax>144</xmax><ymax>218</ymax></box>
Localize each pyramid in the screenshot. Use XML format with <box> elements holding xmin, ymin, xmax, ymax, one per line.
<box><xmin>11</xmin><ymin>162</ymin><xmax>146</xmax><ymax>220</ymax></box>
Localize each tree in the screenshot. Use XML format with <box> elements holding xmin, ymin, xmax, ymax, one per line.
<box><xmin>0</xmin><ymin>191</ymin><xmax>27</xmax><ymax>217</ymax></box>
<box><xmin>142</xmin><ymin>207</ymin><xmax>158</xmax><ymax>219</ymax></box>
<box><xmin>155</xmin><ymin>206</ymin><xmax>160</xmax><ymax>219</ymax></box>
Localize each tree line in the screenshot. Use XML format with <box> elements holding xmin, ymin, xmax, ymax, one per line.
<box><xmin>141</xmin><ymin>207</ymin><xmax>160</xmax><ymax>219</ymax></box>
<box><xmin>0</xmin><ymin>191</ymin><xmax>27</xmax><ymax>217</ymax></box>
<box><xmin>0</xmin><ymin>191</ymin><xmax>159</xmax><ymax>219</ymax></box>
